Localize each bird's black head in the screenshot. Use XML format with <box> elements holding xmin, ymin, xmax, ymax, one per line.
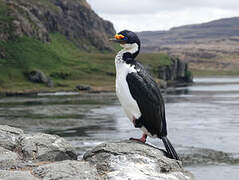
<box><xmin>110</xmin><ymin>30</ymin><xmax>141</xmax><ymax>59</ymax></box>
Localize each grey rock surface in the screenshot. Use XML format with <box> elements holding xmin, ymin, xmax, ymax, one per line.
<box><xmin>84</xmin><ymin>140</ymin><xmax>195</xmax><ymax>180</ymax></box>
<box><xmin>0</xmin><ymin>125</ymin><xmax>77</xmax><ymax>164</ymax></box>
<box><xmin>0</xmin><ymin>125</ymin><xmax>24</xmax><ymax>151</ymax></box>
<box><xmin>0</xmin><ymin>147</ymin><xmax>20</xmax><ymax>170</ymax></box>
<box><xmin>0</xmin><ymin>170</ymin><xmax>39</xmax><ymax>180</ymax></box>
<box><xmin>18</xmin><ymin>133</ymin><xmax>77</xmax><ymax>162</ymax></box>
<box><xmin>0</xmin><ymin>125</ymin><xmax>195</xmax><ymax>180</ymax></box>
<box><xmin>32</xmin><ymin>160</ymin><xmax>100</xmax><ymax>180</ymax></box>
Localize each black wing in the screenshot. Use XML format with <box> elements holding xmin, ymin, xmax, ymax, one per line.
<box><xmin>126</xmin><ymin>61</ymin><xmax>167</xmax><ymax>137</ymax></box>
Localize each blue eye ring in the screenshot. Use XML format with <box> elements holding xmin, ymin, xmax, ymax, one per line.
<box><xmin>123</xmin><ymin>36</ymin><xmax>128</xmax><ymax>40</ymax></box>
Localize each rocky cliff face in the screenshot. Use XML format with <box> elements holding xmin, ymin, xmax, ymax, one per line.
<box><xmin>158</xmin><ymin>57</ymin><xmax>193</xmax><ymax>84</ymax></box>
<box><xmin>0</xmin><ymin>0</ymin><xmax>115</xmax><ymax>51</ymax></box>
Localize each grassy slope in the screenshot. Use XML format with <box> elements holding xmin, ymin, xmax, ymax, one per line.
<box><xmin>0</xmin><ymin>33</ymin><xmax>171</xmax><ymax>93</ymax></box>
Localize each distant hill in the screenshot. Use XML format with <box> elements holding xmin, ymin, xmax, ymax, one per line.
<box><xmin>137</xmin><ymin>17</ymin><xmax>239</xmax><ymax>75</ymax></box>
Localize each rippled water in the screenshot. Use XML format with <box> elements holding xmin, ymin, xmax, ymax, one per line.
<box><xmin>0</xmin><ymin>76</ymin><xmax>239</xmax><ymax>180</ymax></box>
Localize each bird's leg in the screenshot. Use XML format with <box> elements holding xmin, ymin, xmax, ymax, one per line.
<box><xmin>130</xmin><ymin>134</ymin><xmax>147</xmax><ymax>143</ymax></box>
<box><xmin>132</xmin><ymin>116</ymin><xmax>143</xmax><ymax>128</ymax></box>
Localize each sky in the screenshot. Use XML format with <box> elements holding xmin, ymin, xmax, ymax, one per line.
<box><xmin>86</xmin><ymin>0</ymin><xmax>239</xmax><ymax>32</ymax></box>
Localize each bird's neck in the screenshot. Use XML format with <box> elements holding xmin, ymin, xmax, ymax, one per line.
<box><xmin>116</xmin><ymin>43</ymin><xmax>140</xmax><ymax>63</ymax></box>
<box><xmin>120</xmin><ymin>43</ymin><xmax>139</xmax><ymax>57</ymax></box>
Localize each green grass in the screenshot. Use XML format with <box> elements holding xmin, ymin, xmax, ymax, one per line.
<box><xmin>0</xmin><ymin>33</ymin><xmax>173</xmax><ymax>93</ymax></box>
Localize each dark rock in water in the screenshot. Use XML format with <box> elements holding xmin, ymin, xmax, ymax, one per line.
<box><xmin>178</xmin><ymin>146</ymin><xmax>239</xmax><ymax>166</ymax></box>
<box><xmin>18</xmin><ymin>133</ymin><xmax>77</xmax><ymax>162</ymax></box>
<box><xmin>32</xmin><ymin>160</ymin><xmax>100</xmax><ymax>180</ymax></box>
<box><xmin>25</xmin><ymin>70</ymin><xmax>54</xmax><ymax>87</ymax></box>
<box><xmin>158</xmin><ymin>57</ymin><xmax>193</xmax><ymax>85</ymax></box>
<box><xmin>84</xmin><ymin>140</ymin><xmax>195</xmax><ymax>180</ymax></box>
<box><xmin>75</xmin><ymin>85</ymin><xmax>91</xmax><ymax>91</ymax></box>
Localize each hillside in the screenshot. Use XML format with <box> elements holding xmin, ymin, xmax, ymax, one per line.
<box><xmin>0</xmin><ymin>0</ymin><xmax>115</xmax><ymax>51</ymax></box>
<box><xmin>137</xmin><ymin>17</ymin><xmax>239</xmax><ymax>75</ymax></box>
<box><xmin>0</xmin><ymin>0</ymin><xmax>181</xmax><ymax>94</ymax></box>
<box><xmin>0</xmin><ymin>0</ymin><xmax>116</xmax><ymax>93</ymax></box>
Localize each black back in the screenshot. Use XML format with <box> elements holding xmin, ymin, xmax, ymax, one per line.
<box><xmin>126</xmin><ymin>61</ymin><xmax>167</xmax><ymax>138</ymax></box>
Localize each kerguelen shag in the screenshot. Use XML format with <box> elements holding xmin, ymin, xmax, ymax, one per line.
<box><xmin>110</xmin><ymin>30</ymin><xmax>180</xmax><ymax>160</ymax></box>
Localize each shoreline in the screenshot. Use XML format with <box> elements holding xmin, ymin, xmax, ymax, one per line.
<box><xmin>1</xmin><ymin>74</ymin><xmax>239</xmax><ymax>97</ymax></box>
<box><xmin>0</xmin><ymin>80</ymin><xmax>192</xmax><ymax>97</ymax></box>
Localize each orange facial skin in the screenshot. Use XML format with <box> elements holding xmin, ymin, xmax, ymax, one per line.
<box><xmin>115</xmin><ymin>34</ymin><xmax>125</xmax><ymax>40</ymax></box>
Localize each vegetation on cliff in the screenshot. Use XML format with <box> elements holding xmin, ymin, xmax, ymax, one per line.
<box><xmin>0</xmin><ymin>32</ymin><xmax>174</xmax><ymax>93</ymax></box>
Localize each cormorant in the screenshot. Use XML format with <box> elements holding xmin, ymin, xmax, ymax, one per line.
<box><xmin>110</xmin><ymin>30</ymin><xmax>180</xmax><ymax>160</ymax></box>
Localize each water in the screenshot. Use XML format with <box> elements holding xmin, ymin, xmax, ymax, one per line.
<box><xmin>0</xmin><ymin>76</ymin><xmax>239</xmax><ymax>180</ymax></box>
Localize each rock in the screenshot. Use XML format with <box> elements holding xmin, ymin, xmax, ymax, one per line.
<box><xmin>178</xmin><ymin>146</ymin><xmax>239</xmax><ymax>166</ymax></box>
<box><xmin>18</xmin><ymin>133</ymin><xmax>77</xmax><ymax>162</ymax></box>
<box><xmin>75</xmin><ymin>85</ymin><xmax>91</xmax><ymax>91</ymax></box>
<box><xmin>0</xmin><ymin>125</ymin><xmax>77</xmax><ymax>166</ymax></box>
<box><xmin>0</xmin><ymin>147</ymin><xmax>20</xmax><ymax>170</ymax></box>
<box><xmin>26</xmin><ymin>70</ymin><xmax>53</xmax><ymax>87</ymax></box>
<box><xmin>84</xmin><ymin>140</ymin><xmax>195</xmax><ymax>180</ymax></box>
<box><xmin>0</xmin><ymin>170</ymin><xmax>39</xmax><ymax>180</ymax></box>
<box><xmin>158</xmin><ymin>57</ymin><xmax>193</xmax><ymax>84</ymax></box>
<box><xmin>0</xmin><ymin>125</ymin><xmax>24</xmax><ymax>151</ymax></box>
<box><xmin>27</xmin><ymin>70</ymin><xmax>49</xmax><ymax>83</ymax></box>
<box><xmin>32</xmin><ymin>160</ymin><xmax>100</xmax><ymax>180</ymax></box>
<box><xmin>0</xmin><ymin>125</ymin><xmax>195</xmax><ymax>179</ymax></box>
<box><xmin>47</xmin><ymin>79</ymin><xmax>54</xmax><ymax>88</ymax></box>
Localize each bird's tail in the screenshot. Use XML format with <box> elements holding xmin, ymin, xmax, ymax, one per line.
<box><xmin>161</xmin><ymin>136</ymin><xmax>180</xmax><ymax>160</ymax></box>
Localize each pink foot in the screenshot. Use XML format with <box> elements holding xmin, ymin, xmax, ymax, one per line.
<box><xmin>130</xmin><ymin>134</ymin><xmax>147</xmax><ymax>143</ymax></box>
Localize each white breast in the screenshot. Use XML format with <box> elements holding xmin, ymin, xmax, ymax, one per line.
<box><xmin>115</xmin><ymin>51</ymin><xmax>141</xmax><ymax>122</ymax></box>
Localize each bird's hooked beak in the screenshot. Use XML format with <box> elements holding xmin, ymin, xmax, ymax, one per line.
<box><xmin>109</xmin><ymin>34</ymin><xmax>127</xmax><ymax>44</ymax></box>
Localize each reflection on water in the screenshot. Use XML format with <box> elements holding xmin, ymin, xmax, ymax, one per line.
<box><xmin>0</xmin><ymin>77</ymin><xmax>239</xmax><ymax>180</ymax></box>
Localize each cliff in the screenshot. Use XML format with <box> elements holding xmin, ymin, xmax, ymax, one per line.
<box><xmin>158</xmin><ymin>56</ymin><xmax>193</xmax><ymax>86</ymax></box>
<box><xmin>0</xmin><ymin>0</ymin><xmax>115</xmax><ymax>51</ymax></box>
